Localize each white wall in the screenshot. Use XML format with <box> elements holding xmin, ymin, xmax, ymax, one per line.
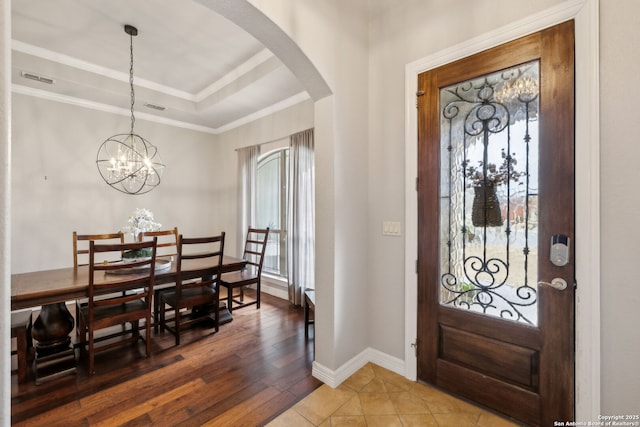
<box><xmin>1</xmin><ymin>0</ymin><xmax>11</xmax><ymax>421</ymax></box>
<box><xmin>11</xmin><ymin>94</ymin><xmax>226</xmax><ymax>273</ymax></box>
<box><xmin>599</xmin><ymin>0</ymin><xmax>640</xmax><ymax>413</ymax></box>
<box><xmin>249</xmin><ymin>0</ymin><xmax>371</xmax><ymax>371</ymax></box>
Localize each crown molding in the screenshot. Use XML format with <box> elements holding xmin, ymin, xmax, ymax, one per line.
<box><xmin>13</xmin><ymin>40</ymin><xmax>280</xmax><ymax>106</ymax></box>
<box><xmin>12</xmin><ymin>40</ymin><xmax>195</xmax><ymax>100</ymax></box>
<box><xmin>12</xmin><ymin>83</ymin><xmax>219</xmax><ymax>134</ymax></box>
<box><xmin>13</xmin><ymin>83</ymin><xmax>310</xmax><ymax>136</ymax></box>
<box><xmin>214</xmin><ymin>91</ymin><xmax>310</xmax><ymax>134</ymax></box>
<box><xmin>195</xmin><ymin>48</ymin><xmax>274</xmax><ymax>102</ymax></box>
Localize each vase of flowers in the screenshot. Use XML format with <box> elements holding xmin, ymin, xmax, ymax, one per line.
<box><xmin>465</xmin><ymin>149</ymin><xmax>522</xmax><ymax>227</ymax></box>
<box><xmin>122</xmin><ymin>208</ymin><xmax>161</xmax><ymax>261</ymax></box>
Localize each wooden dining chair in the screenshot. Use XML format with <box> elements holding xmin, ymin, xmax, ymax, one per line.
<box><xmin>73</xmin><ymin>231</ymin><xmax>125</xmax><ymax>334</ymax></box>
<box><xmin>11</xmin><ymin>310</ymin><xmax>33</xmax><ymax>384</ymax></box>
<box><xmin>138</xmin><ymin>227</ymin><xmax>178</xmax><ymax>257</ymax></box>
<box><xmin>138</xmin><ymin>227</ymin><xmax>179</xmax><ymax>331</ymax></box>
<box><xmin>73</xmin><ymin>231</ymin><xmax>125</xmax><ymax>268</ymax></box>
<box><xmin>77</xmin><ymin>238</ymin><xmax>157</xmax><ymax>375</ymax></box>
<box><xmin>220</xmin><ymin>227</ymin><xmax>269</xmax><ymax>313</ymax></box>
<box><xmin>159</xmin><ymin>233</ymin><xmax>225</xmax><ymax>346</ymax></box>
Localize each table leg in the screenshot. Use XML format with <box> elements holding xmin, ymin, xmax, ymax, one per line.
<box><xmin>32</xmin><ymin>302</ymin><xmax>74</xmax><ymax>350</ymax></box>
<box><xmin>31</xmin><ymin>303</ymin><xmax>77</xmax><ymax>384</ymax></box>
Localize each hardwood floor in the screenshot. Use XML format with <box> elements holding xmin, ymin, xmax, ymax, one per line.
<box><xmin>11</xmin><ymin>292</ymin><xmax>321</xmax><ymax>426</ymax></box>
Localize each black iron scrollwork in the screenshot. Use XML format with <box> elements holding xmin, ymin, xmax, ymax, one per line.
<box><xmin>440</xmin><ymin>62</ymin><xmax>539</xmax><ymax>324</ymax></box>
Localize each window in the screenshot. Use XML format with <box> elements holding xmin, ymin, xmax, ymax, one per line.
<box><xmin>256</xmin><ymin>149</ymin><xmax>288</xmax><ymax>277</ymax></box>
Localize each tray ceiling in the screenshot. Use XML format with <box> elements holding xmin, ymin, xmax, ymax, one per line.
<box><xmin>11</xmin><ymin>0</ymin><xmax>309</xmax><ymax>134</ymax></box>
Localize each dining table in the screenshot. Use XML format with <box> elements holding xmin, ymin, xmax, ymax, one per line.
<box><xmin>11</xmin><ymin>255</ymin><xmax>246</xmax><ymax>383</ymax></box>
<box><xmin>11</xmin><ymin>255</ymin><xmax>246</xmax><ymax>311</ymax></box>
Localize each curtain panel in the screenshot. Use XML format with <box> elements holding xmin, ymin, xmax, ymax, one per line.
<box><xmin>287</xmin><ymin>129</ymin><xmax>315</xmax><ymax>306</ymax></box>
<box><xmin>236</xmin><ymin>145</ymin><xmax>260</xmax><ymax>255</ymax></box>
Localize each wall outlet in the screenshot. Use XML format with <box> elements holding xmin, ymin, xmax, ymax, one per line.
<box><xmin>382</xmin><ymin>221</ymin><xmax>402</xmax><ymax>236</ymax></box>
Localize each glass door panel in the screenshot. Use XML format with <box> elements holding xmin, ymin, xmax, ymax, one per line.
<box><xmin>439</xmin><ymin>61</ymin><xmax>540</xmax><ymax>325</ymax></box>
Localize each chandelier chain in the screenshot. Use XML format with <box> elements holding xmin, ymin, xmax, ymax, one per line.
<box><xmin>129</xmin><ymin>30</ymin><xmax>135</xmax><ymax>134</ymax></box>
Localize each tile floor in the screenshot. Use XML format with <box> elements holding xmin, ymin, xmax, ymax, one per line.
<box><xmin>267</xmin><ymin>363</ymin><xmax>520</xmax><ymax>427</ymax></box>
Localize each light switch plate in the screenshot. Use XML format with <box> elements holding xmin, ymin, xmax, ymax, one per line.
<box><xmin>383</xmin><ymin>221</ymin><xmax>402</xmax><ymax>236</ymax></box>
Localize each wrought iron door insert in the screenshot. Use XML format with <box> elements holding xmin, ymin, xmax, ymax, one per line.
<box><xmin>439</xmin><ymin>60</ymin><xmax>540</xmax><ymax>325</ymax></box>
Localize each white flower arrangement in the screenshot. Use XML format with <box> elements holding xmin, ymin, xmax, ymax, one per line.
<box><xmin>123</xmin><ymin>208</ymin><xmax>161</xmax><ymax>240</ymax></box>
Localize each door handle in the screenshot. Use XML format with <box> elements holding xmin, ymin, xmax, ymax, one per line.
<box><xmin>538</xmin><ymin>278</ymin><xmax>567</xmax><ymax>291</ymax></box>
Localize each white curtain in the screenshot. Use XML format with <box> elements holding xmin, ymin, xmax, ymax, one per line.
<box><xmin>287</xmin><ymin>129</ymin><xmax>315</xmax><ymax>306</ymax></box>
<box><xmin>236</xmin><ymin>145</ymin><xmax>260</xmax><ymax>254</ymax></box>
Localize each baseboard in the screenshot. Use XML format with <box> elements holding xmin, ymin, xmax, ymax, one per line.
<box><xmin>311</xmin><ymin>347</ymin><xmax>405</xmax><ymax>388</ymax></box>
<box><xmin>261</xmin><ymin>276</ymin><xmax>289</xmax><ymax>300</ymax></box>
<box><xmin>243</xmin><ymin>278</ymin><xmax>412</xmax><ymax>389</ymax></box>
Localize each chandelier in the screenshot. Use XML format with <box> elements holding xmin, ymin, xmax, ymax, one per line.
<box><xmin>493</xmin><ymin>74</ymin><xmax>539</xmax><ymax>104</ymax></box>
<box><xmin>96</xmin><ymin>25</ymin><xmax>164</xmax><ymax>195</ymax></box>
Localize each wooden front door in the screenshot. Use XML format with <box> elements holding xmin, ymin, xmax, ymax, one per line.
<box><xmin>417</xmin><ymin>21</ymin><xmax>575</xmax><ymax>426</ymax></box>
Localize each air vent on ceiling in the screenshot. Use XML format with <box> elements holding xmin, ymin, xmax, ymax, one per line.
<box><xmin>144</xmin><ymin>103</ymin><xmax>166</xmax><ymax>111</ymax></box>
<box><xmin>21</xmin><ymin>71</ymin><xmax>55</xmax><ymax>85</ymax></box>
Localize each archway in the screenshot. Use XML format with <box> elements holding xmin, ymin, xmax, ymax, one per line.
<box><xmin>196</xmin><ymin>0</ymin><xmax>332</xmax><ymax>101</ymax></box>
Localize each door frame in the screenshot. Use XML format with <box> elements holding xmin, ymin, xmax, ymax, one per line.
<box><xmin>403</xmin><ymin>0</ymin><xmax>600</xmax><ymax>422</ymax></box>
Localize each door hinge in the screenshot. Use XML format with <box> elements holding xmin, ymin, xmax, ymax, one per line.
<box><xmin>415</xmin><ymin>259</ymin><xmax>418</xmax><ymax>274</ymax></box>
<box><xmin>415</xmin><ymin>177</ymin><xmax>419</xmax><ymax>191</ymax></box>
<box><xmin>411</xmin><ymin>340</ymin><xmax>418</xmax><ymax>357</ymax></box>
<box><xmin>416</xmin><ymin>90</ymin><xmax>425</xmax><ymax>108</ymax></box>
